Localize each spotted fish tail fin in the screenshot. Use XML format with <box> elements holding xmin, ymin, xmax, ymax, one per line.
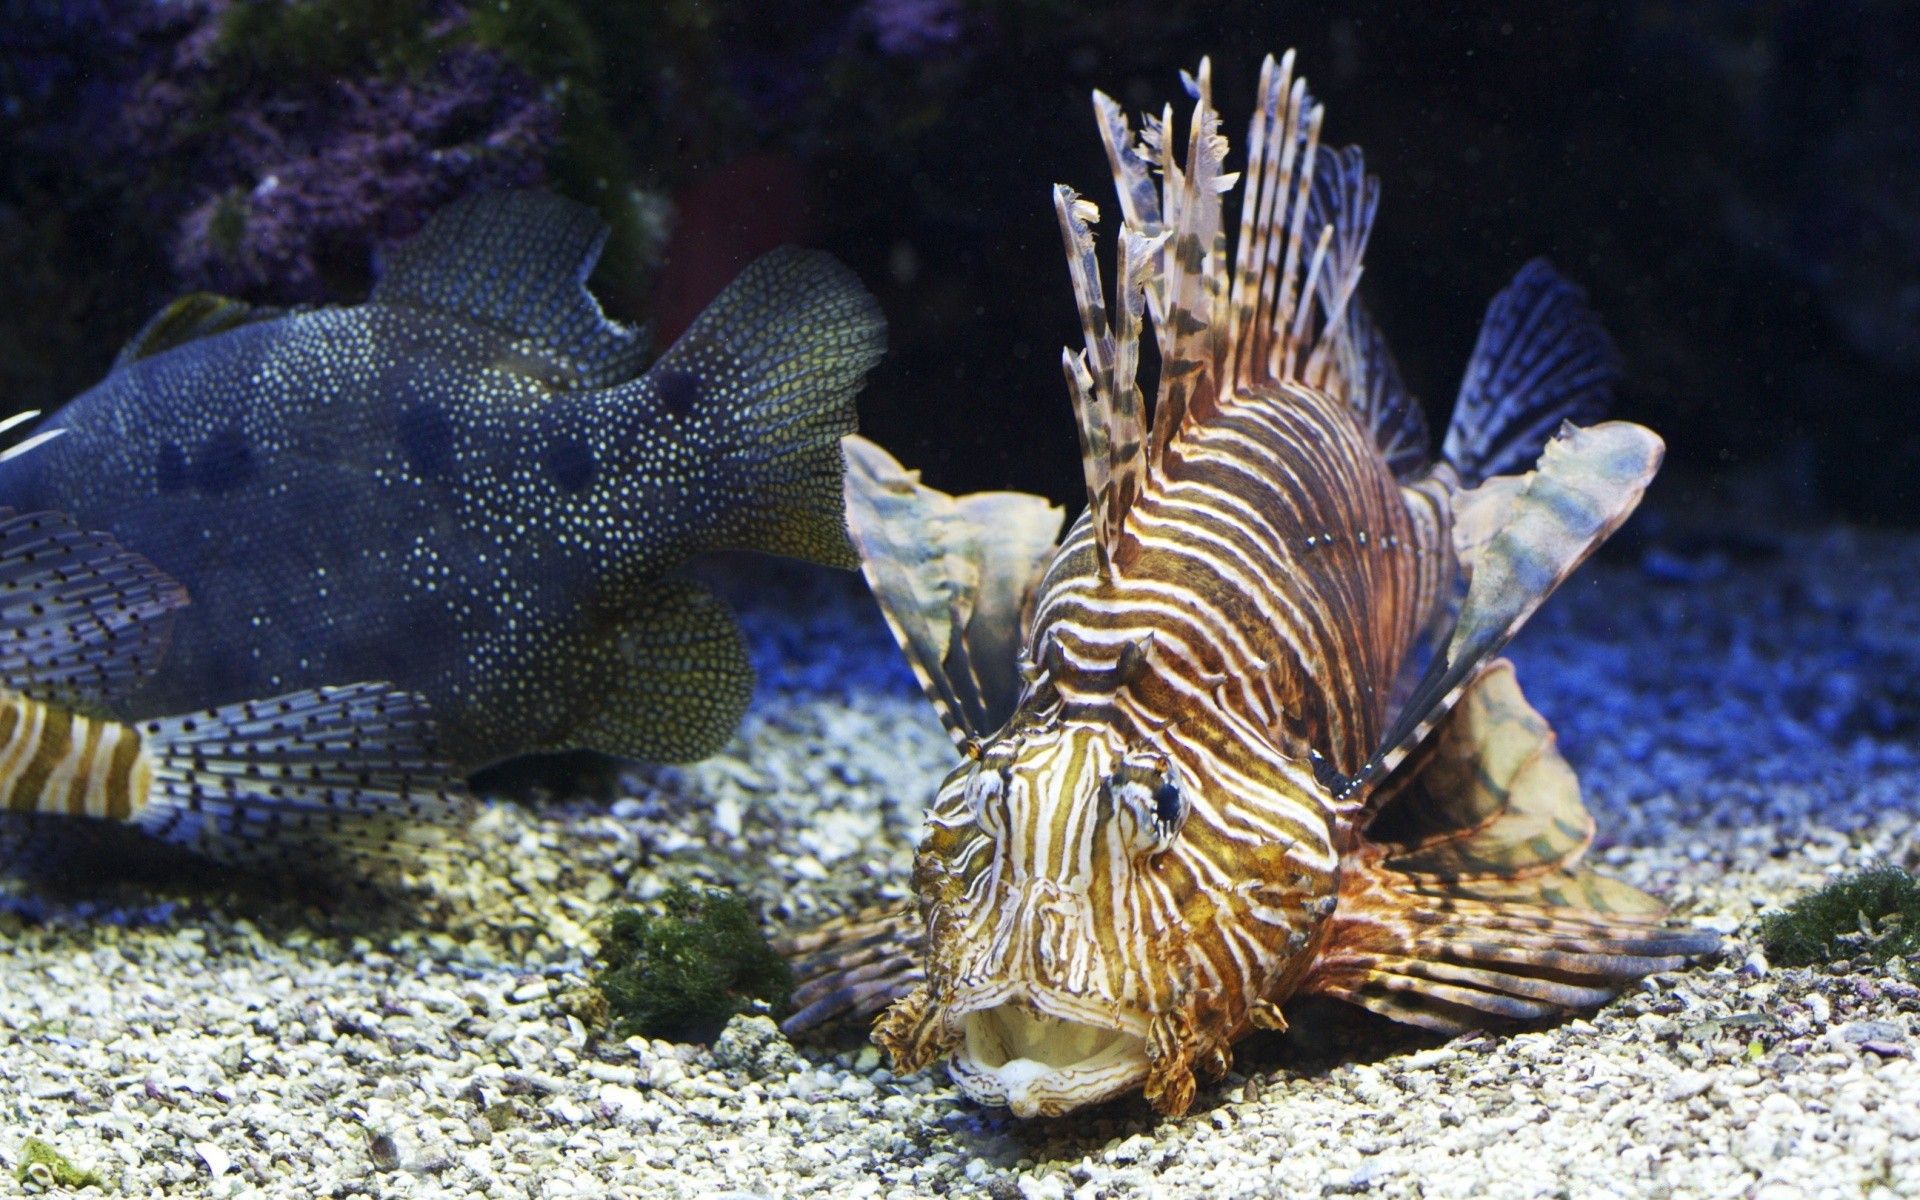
<box><xmin>1441</xmin><ymin>258</ymin><xmax>1620</xmax><ymax>488</ymax></box>
<box><xmin>656</xmin><ymin>247</ymin><xmax>888</xmax><ymax>571</ymax></box>
<box><xmin>842</xmin><ymin>434</ymin><xmax>1065</xmax><ymax>747</ymax></box>
<box><xmin>1306</xmin><ymin>661</ymin><xmax>1718</xmax><ymax>1031</ymax></box>
<box><xmin>136</xmin><ymin>683</ymin><xmax>473</xmax><ymax>866</ymax></box>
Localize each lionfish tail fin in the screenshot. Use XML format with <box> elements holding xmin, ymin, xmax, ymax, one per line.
<box><xmin>774</xmin><ymin>904</ymin><xmax>926</xmax><ymax>1036</ymax></box>
<box><xmin>136</xmin><ymin>683</ymin><xmax>473</xmax><ymax>867</ymax></box>
<box><xmin>1442</xmin><ymin>258</ymin><xmax>1621</xmax><ymax>488</ymax></box>
<box><xmin>1309</xmin><ymin>662</ymin><xmax>1717</xmax><ymax>1030</ymax></box>
<box><xmin>0</xmin><ymin>507</ymin><xmax>189</xmax><ymax>709</ymax></box>
<box><xmin>1344</xmin><ymin>421</ymin><xmax>1662</xmax><ymax>800</ymax></box>
<box><xmin>1066</xmin><ymin>51</ymin><xmax>1422</xmax><ymax>564</ymax></box>
<box><xmin>842</xmin><ymin>435</ymin><xmax>1064</xmax><ymax>747</ymax></box>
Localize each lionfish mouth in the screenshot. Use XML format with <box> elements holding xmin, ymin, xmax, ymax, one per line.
<box><xmin>947</xmin><ymin>994</ymin><xmax>1150</xmax><ymax>1118</ymax></box>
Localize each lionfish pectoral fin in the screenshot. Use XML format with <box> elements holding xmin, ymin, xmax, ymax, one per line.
<box><xmin>1306</xmin><ymin>662</ymin><xmax>1718</xmax><ymax>1032</ymax></box>
<box><xmin>137</xmin><ymin>682</ymin><xmax>472</xmax><ymax>867</ymax></box>
<box><xmin>842</xmin><ymin>435</ymin><xmax>1065</xmax><ymax>747</ymax></box>
<box><xmin>773</xmin><ymin>903</ymin><xmax>926</xmax><ymax>1037</ymax></box>
<box><xmin>0</xmin><ymin>508</ymin><xmax>189</xmax><ymax>710</ymax></box>
<box><xmin>1341</xmin><ymin>420</ymin><xmax>1663</xmax><ymax>803</ymax></box>
<box><xmin>1441</xmin><ymin>258</ymin><xmax>1621</xmax><ymax>488</ymax></box>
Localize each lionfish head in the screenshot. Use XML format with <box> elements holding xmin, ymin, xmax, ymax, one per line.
<box><xmin>875</xmin><ymin>710</ymin><xmax>1308</xmax><ymax>1117</ymax></box>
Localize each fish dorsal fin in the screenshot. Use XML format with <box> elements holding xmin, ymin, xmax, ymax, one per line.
<box><xmin>113</xmin><ymin>293</ymin><xmax>286</xmax><ymax>369</ymax></box>
<box><xmin>1306</xmin><ymin>143</ymin><xmax>1431</xmax><ymax>478</ymax></box>
<box><xmin>842</xmin><ymin>435</ymin><xmax>1064</xmax><ymax>747</ymax></box>
<box><xmin>1063</xmin><ymin>52</ymin><xmax>1400</xmax><ymax>573</ymax></box>
<box><xmin>1442</xmin><ymin>258</ymin><xmax>1620</xmax><ymax>487</ymax></box>
<box><xmin>0</xmin><ymin>509</ymin><xmax>189</xmax><ymax>709</ymax></box>
<box><xmin>371</xmin><ymin>190</ymin><xmax>648</xmax><ymax>389</ymax></box>
<box><xmin>1341</xmin><ymin>420</ymin><xmax>1663</xmax><ymax>808</ymax></box>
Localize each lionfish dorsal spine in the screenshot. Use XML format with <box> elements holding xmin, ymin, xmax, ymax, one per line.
<box><xmin>1062</xmin><ymin>51</ymin><xmax>1388</xmax><ymax>574</ymax></box>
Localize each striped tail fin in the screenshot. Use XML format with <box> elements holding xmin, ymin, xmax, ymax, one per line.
<box><xmin>1060</xmin><ymin>52</ymin><xmax>1421</xmax><ymax>571</ymax></box>
<box><xmin>135</xmin><ymin>683</ymin><xmax>473</xmax><ymax>866</ymax></box>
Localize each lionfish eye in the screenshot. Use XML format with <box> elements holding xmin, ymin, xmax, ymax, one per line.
<box><xmin>1152</xmin><ymin>780</ymin><xmax>1185</xmax><ymax>830</ymax></box>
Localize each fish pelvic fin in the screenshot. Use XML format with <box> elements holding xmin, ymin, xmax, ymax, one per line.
<box><xmin>372</xmin><ymin>190</ymin><xmax>651</xmax><ymax>390</ymax></box>
<box><xmin>562</xmin><ymin>577</ymin><xmax>758</xmax><ymax>765</ymax></box>
<box><xmin>657</xmin><ymin>247</ymin><xmax>887</xmax><ymax>571</ymax></box>
<box><xmin>1442</xmin><ymin>258</ymin><xmax>1621</xmax><ymax>488</ymax></box>
<box><xmin>0</xmin><ymin>508</ymin><xmax>189</xmax><ymax>710</ymax></box>
<box><xmin>1066</xmin><ymin>52</ymin><xmax>1411</xmax><ymax>569</ymax></box>
<box><xmin>134</xmin><ymin>683</ymin><xmax>472</xmax><ymax>866</ymax></box>
<box><xmin>842</xmin><ymin>435</ymin><xmax>1064</xmax><ymax>747</ymax></box>
<box><xmin>774</xmin><ymin>903</ymin><xmax>926</xmax><ymax>1037</ymax></box>
<box><xmin>1303</xmin><ymin>662</ymin><xmax>1717</xmax><ymax>1030</ymax></box>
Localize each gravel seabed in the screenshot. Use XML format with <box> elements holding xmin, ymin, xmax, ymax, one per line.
<box><xmin>7</xmin><ymin>529</ymin><xmax>1920</xmax><ymax>1200</ymax></box>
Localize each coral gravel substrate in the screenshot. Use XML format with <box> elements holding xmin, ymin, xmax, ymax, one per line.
<box><xmin>6</xmin><ymin>530</ymin><xmax>1920</xmax><ymax>1199</ymax></box>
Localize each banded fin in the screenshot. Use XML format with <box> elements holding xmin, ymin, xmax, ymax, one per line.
<box><xmin>372</xmin><ymin>190</ymin><xmax>650</xmax><ymax>390</ymax></box>
<box><xmin>663</xmin><ymin>247</ymin><xmax>886</xmax><ymax>571</ymax></box>
<box><xmin>0</xmin><ymin>509</ymin><xmax>188</xmax><ymax>709</ymax></box>
<box><xmin>1070</xmin><ymin>54</ymin><xmax>1387</xmax><ymax>569</ymax></box>
<box><xmin>1309</xmin><ymin>663</ymin><xmax>1717</xmax><ymax>1031</ymax></box>
<box><xmin>135</xmin><ymin>682</ymin><xmax>471</xmax><ymax>865</ymax></box>
<box><xmin>1442</xmin><ymin>259</ymin><xmax>1620</xmax><ymax>487</ymax></box>
<box><xmin>112</xmin><ymin>293</ymin><xmax>286</xmax><ymax>369</ymax></box>
<box><xmin>1344</xmin><ymin>420</ymin><xmax>1663</xmax><ymax>804</ymax></box>
<box><xmin>774</xmin><ymin>904</ymin><xmax>925</xmax><ymax>1036</ymax></box>
<box><xmin>843</xmin><ymin>435</ymin><xmax>1064</xmax><ymax>746</ymax></box>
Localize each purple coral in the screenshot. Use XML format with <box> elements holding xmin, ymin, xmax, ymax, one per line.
<box><xmin>168</xmin><ymin>43</ymin><xmax>558</xmax><ymax>298</ymax></box>
<box><xmin>2</xmin><ymin>0</ymin><xmax>559</xmax><ymax>304</ymax></box>
<box><xmin>862</xmin><ymin>0</ymin><xmax>967</xmax><ymax>58</ymax></box>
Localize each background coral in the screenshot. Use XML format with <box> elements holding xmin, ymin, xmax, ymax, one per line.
<box><xmin>4</xmin><ymin>0</ymin><xmax>1919</xmax><ymax>522</ymax></box>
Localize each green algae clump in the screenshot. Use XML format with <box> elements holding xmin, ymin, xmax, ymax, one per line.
<box><xmin>594</xmin><ymin>884</ymin><xmax>793</xmax><ymax>1043</ymax></box>
<box><xmin>1759</xmin><ymin>865</ymin><xmax>1920</xmax><ymax>967</ymax></box>
<box><xmin>15</xmin><ymin>1137</ymin><xmax>105</xmax><ymax>1189</ymax></box>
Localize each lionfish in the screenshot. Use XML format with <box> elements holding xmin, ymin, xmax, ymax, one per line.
<box><xmin>0</xmin><ymin>501</ymin><xmax>470</xmax><ymax>867</ymax></box>
<box><xmin>782</xmin><ymin>51</ymin><xmax>1718</xmax><ymax>1118</ymax></box>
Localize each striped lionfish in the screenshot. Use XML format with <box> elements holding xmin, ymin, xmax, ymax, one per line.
<box><xmin>0</xmin><ymin>501</ymin><xmax>470</xmax><ymax>868</ymax></box>
<box><xmin>783</xmin><ymin>52</ymin><xmax>1719</xmax><ymax>1118</ymax></box>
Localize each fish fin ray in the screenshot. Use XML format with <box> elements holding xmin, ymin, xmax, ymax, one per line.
<box><xmin>660</xmin><ymin>248</ymin><xmax>886</xmax><ymax>570</ymax></box>
<box><xmin>774</xmin><ymin>904</ymin><xmax>925</xmax><ymax>1035</ymax></box>
<box><xmin>0</xmin><ymin>509</ymin><xmax>189</xmax><ymax>708</ymax></box>
<box><xmin>112</xmin><ymin>294</ymin><xmax>287</xmax><ymax>369</ymax></box>
<box><xmin>371</xmin><ymin>190</ymin><xmax>650</xmax><ymax>389</ymax></box>
<box><xmin>136</xmin><ymin>683</ymin><xmax>472</xmax><ymax>865</ymax></box>
<box><xmin>843</xmin><ymin>435</ymin><xmax>1063</xmax><ymax>746</ymax></box>
<box><xmin>1309</xmin><ymin>658</ymin><xmax>1714</xmax><ymax>1032</ymax></box>
<box><xmin>1442</xmin><ymin>259</ymin><xmax>1620</xmax><ymax>487</ymax></box>
<box><xmin>1345</xmin><ymin>421</ymin><xmax>1663</xmax><ymax>800</ymax></box>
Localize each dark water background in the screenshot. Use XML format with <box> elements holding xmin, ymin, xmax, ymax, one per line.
<box><xmin>2</xmin><ymin>0</ymin><xmax>1915</xmax><ymax>522</ymax></box>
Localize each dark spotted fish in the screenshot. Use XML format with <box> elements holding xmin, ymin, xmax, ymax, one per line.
<box><xmin>785</xmin><ymin>52</ymin><xmax>1718</xmax><ymax>1118</ymax></box>
<box><xmin>0</xmin><ymin>192</ymin><xmax>886</xmax><ymax>772</ymax></box>
<box><xmin>0</xmin><ymin>507</ymin><xmax>469</xmax><ymax>866</ymax></box>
